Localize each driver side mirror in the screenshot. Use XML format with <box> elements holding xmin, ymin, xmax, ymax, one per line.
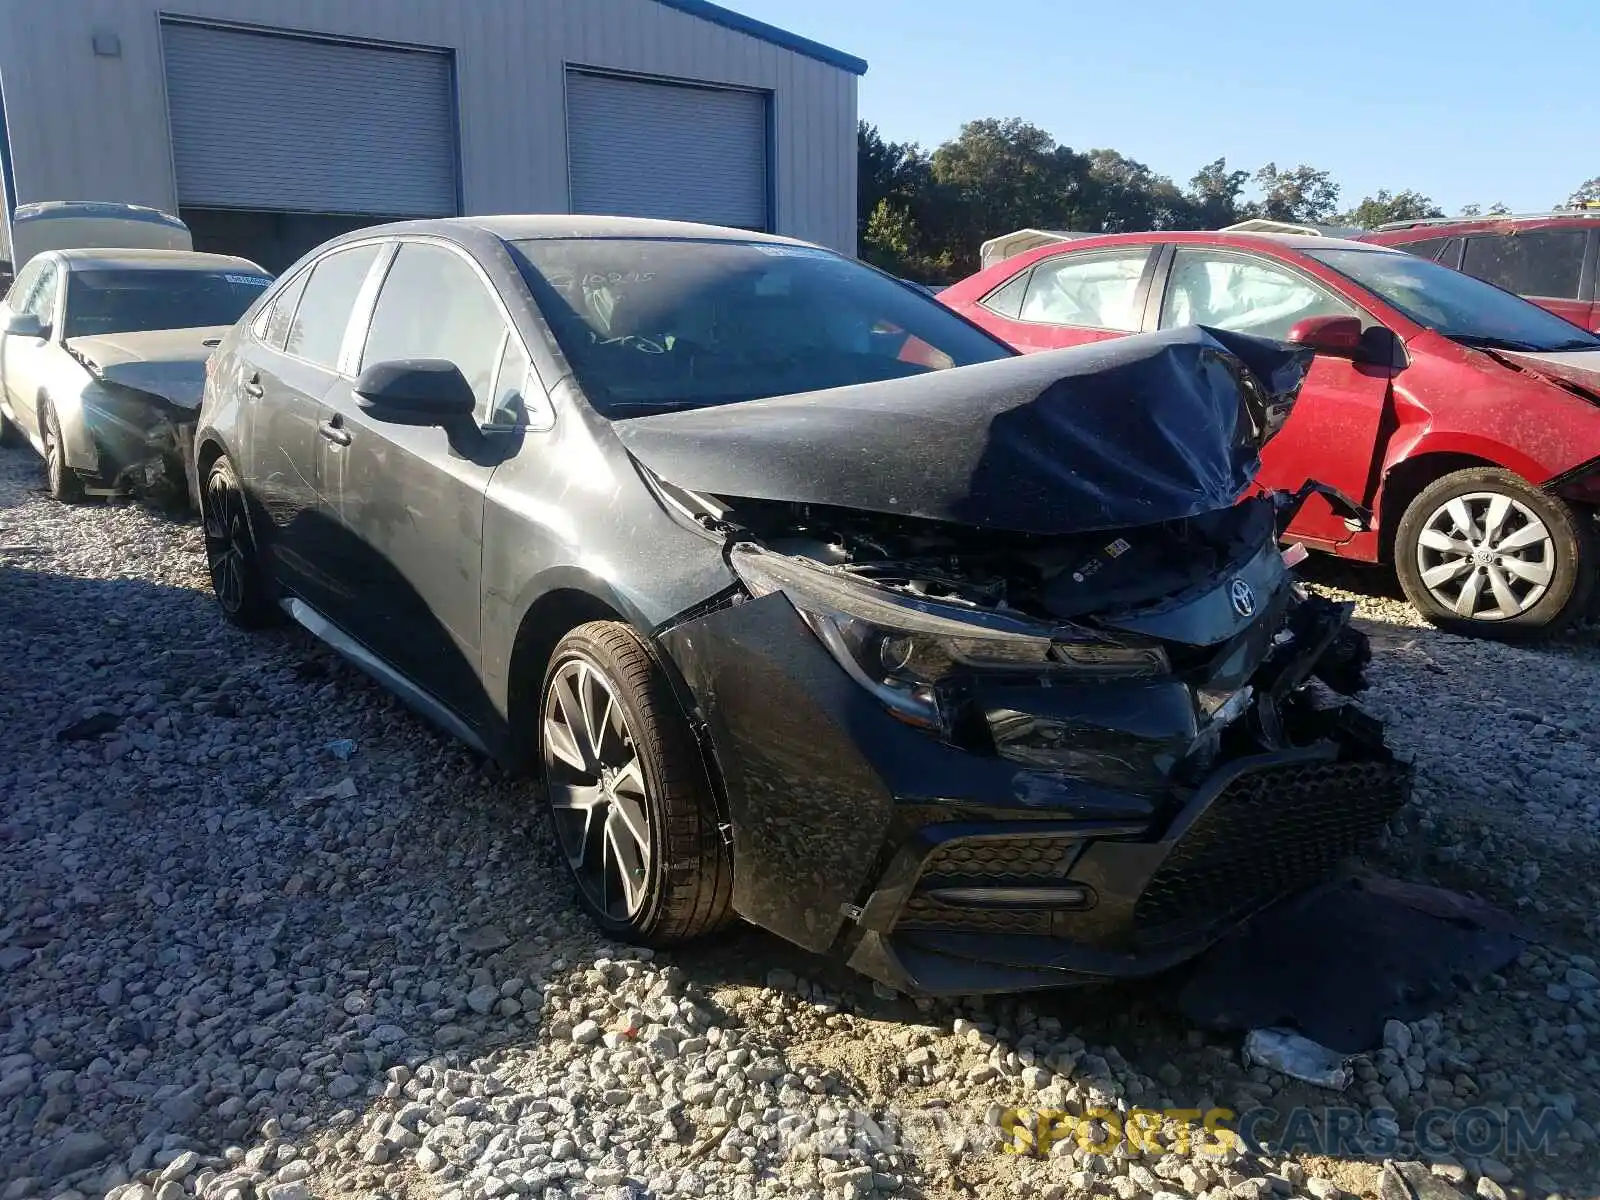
<box><xmin>1286</xmin><ymin>315</ymin><xmax>1364</xmax><ymax>358</ymax></box>
<box><xmin>354</xmin><ymin>359</ymin><xmax>476</xmax><ymax>425</ymax></box>
<box><xmin>2</xmin><ymin>310</ymin><xmax>47</xmax><ymax>340</ymax></box>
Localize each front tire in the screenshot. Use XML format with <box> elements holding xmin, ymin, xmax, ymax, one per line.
<box><xmin>202</xmin><ymin>456</ymin><xmax>278</xmax><ymax>629</ymax></box>
<box><xmin>40</xmin><ymin>401</ymin><xmax>85</xmax><ymax>503</ymax></box>
<box><xmin>1394</xmin><ymin>467</ymin><xmax>1594</xmax><ymax>638</ymax></box>
<box><xmin>539</xmin><ymin>621</ymin><xmax>733</xmax><ymax>944</ymax></box>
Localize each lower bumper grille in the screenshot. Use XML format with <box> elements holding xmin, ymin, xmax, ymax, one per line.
<box><xmin>895</xmin><ymin>835</ymin><xmax>1082</xmax><ymax>934</ymax></box>
<box><xmin>897</xmin><ymin>896</ymin><xmax>1054</xmax><ymax>934</ymax></box>
<box><xmin>1134</xmin><ymin>757</ymin><xmax>1407</xmax><ymax>936</ymax></box>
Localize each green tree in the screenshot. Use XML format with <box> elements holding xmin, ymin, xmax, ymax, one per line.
<box><xmin>1566</xmin><ymin>178</ymin><xmax>1600</xmax><ymax>206</ymax></box>
<box><xmin>929</xmin><ymin>118</ymin><xmax>1095</xmax><ymax>274</ymax></box>
<box><xmin>857</xmin><ymin>122</ymin><xmax>929</xmax><ymax>246</ymax></box>
<box><xmin>1187</xmin><ymin>157</ymin><xmax>1251</xmax><ymax>228</ymax></box>
<box><xmin>1341</xmin><ymin>188</ymin><xmax>1444</xmax><ymax>229</ymax></box>
<box><xmin>1253</xmin><ymin>163</ymin><xmax>1341</xmax><ymax>224</ymax></box>
<box><xmin>1084</xmin><ymin>149</ymin><xmax>1195</xmax><ymax>232</ymax></box>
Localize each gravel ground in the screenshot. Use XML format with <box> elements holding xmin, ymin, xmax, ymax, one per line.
<box><xmin>2</xmin><ymin>441</ymin><xmax>1597</xmax><ymax>1200</ymax></box>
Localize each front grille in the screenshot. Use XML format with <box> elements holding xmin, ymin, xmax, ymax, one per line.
<box><xmin>1134</xmin><ymin>758</ymin><xmax>1407</xmax><ymax>935</ymax></box>
<box><xmin>896</xmin><ymin>896</ymin><xmax>1054</xmax><ymax>934</ymax></box>
<box><xmin>894</xmin><ymin>835</ymin><xmax>1081</xmax><ymax>934</ymax></box>
<box><xmin>919</xmin><ymin>836</ymin><xmax>1077</xmax><ymax>881</ymax></box>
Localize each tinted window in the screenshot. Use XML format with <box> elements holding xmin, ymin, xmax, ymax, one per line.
<box><xmin>1394</xmin><ymin>237</ymin><xmax>1450</xmax><ymax>262</ymax></box>
<box><xmin>1160</xmin><ymin>250</ymin><xmax>1353</xmax><ymax>341</ymax></box>
<box><xmin>511</xmin><ymin>238</ymin><xmax>1011</xmax><ymax>414</ymax></box>
<box><xmin>360</xmin><ymin>243</ymin><xmax>508</xmax><ymax>414</ymax></box>
<box><xmin>980</xmin><ymin>270</ymin><xmax>1031</xmax><ymax>319</ymax></box>
<box><xmin>287</xmin><ymin>244</ymin><xmax>382</xmax><ymax>368</ymax></box>
<box><xmin>261</xmin><ymin>269</ymin><xmax>310</xmax><ymax>351</ymax></box>
<box><xmin>1309</xmin><ymin>247</ymin><xmax>1599</xmax><ymax>353</ymax></box>
<box><xmin>62</xmin><ymin>268</ymin><xmax>272</xmax><ymax>338</ymax></box>
<box><xmin>1462</xmin><ymin>229</ymin><xmax>1586</xmax><ymax>300</ymax></box>
<box><xmin>1018</xmin><ymin>251</ymin><xmax>1148</xmax><ymax>330</ymax></box>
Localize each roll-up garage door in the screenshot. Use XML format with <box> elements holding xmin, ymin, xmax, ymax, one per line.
<box><xmin>161</xmin><ymin>22</ymin><xmax>457</xmax><ymax>217</ymax></box>
<box><xmin>566</xmin><ymin>71</ymin><xmax>769</xmax><ymax>230</ymax></box>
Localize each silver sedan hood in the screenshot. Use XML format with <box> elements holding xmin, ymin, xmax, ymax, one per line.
<box><xmin>65</xmin><ymin>324</ymin><xmax>231</xmax><ymax>410</ymax></box>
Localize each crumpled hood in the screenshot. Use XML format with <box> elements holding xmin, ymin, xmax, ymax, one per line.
<box><xmin>1495</xmin><ymin>347</ymin><xmax>1600</xmax><ymax>400</ymax></box>
<box><xmin>615</xmin><ymin>325</ymin><xmax>1313</xmax><ymax>536</ymax></box>
<box><xmin>65</xmin><ymin>324</ymin><xmax>231</xmax><ymax>410</ymax></box>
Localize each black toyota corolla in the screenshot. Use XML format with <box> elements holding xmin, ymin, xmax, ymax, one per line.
<box><xmin>193</xmin><ymin>216</ymin><xmax>1409</xmax><ymax>995</ymax></box>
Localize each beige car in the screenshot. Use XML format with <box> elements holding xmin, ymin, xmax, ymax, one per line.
<box><xmin>0</xmin><ymin>248</ymin><xmax>271</xmax><ymax>504</ymax></box>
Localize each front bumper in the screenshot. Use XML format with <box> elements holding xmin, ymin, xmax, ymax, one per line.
<box><xmin>71</xmin><ymin>386</ymin><xmax>195</xmax><ymax>502</ymax></box>
<box><xmin>659</xmin><ymin>590</ymin><xmax>1410</xmax><ymax>995</ymax></box>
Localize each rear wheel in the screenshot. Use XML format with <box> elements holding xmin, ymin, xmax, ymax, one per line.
<box><xmin>202</xmin><ymin>456</ymin><xmax>278</xmax><ymax>629</ymax></box>
<box><xmin>40</xmin><ymin>401</ymin><xmax>85</xmax><ymax>503</ymax></box>
<box><xmin>1394</xmin><ymin>467</ymin><xmax>1594</xmax><ymax>637</ymax></box>
<box><xmin>539</xmin><ymin>621</ymin><xmax>733</xmax><ymax>944</ymax></box>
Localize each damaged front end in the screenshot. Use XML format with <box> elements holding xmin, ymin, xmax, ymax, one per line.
<box><xmin>639</xmin><ymin>327</ymin><xmax>1409</xmax><ymax>994</ymax></box>
<box><xmin>74</xmin><ymin>377</ymin><xmax>197</xmax><ymax>505</ymax></box>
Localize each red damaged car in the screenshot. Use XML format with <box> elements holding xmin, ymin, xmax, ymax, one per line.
<box><xmin>940</xmin><ymin>232</ymin><xmax>1600</xmax><ymax>636</ymax></box>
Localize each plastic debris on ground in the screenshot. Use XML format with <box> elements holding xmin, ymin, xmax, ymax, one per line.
<box><xmin>1242</xmin><ymin>1027</ymin><xmax>1354</xmax><ymax>1090</ymax></box>
<box><xmin>325</xmin><ymin>738</ymin><xmax>357</xmax><ymax>761</ymax></box>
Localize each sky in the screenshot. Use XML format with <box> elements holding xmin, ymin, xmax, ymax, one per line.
<box><xmin>729</xmin><ymin>0</ymin><xmax>1598</xmax><ymax>216</ymax></box>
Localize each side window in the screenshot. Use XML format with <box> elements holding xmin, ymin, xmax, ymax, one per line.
<box><xmin>5</xmin><ymin>259</ymin><xmax>43</xmax><ymax>310</ymax></box>
<box><xmin>286</xmin><ymin>244</ymin><xmax>382</xmax><ymax>367</ymax></box>
<box><xmin>27</xmin><ymin>261</ymin><xmax>61</xmax><ymax>324</ymax></box>
<box><xmin>1160</xmin><ymin>250</ymin><xmax>1353</xmax><ymax>341</ymax></box>
<box><xmin>1018</xmin><ymin>252</ymin><xmax>1149</xmax><ymax>330</ymax></box>
<box><xmin>259</xmin><ymin>268</ymin><xmax>311</xmax><ymax>351</ymax></box>
<box><xmin>1394</xmin><ymin>237</ymin><xmax>1449</xmax><ymax>262</ymax></box>
<box><xmin>1436</xmin><ymin>237</ymin><xmax>1464</xmax><ymax>270</ymax></box>
<box><xmin>1462</xmin><ymin>230</ymin><xmax>1586</xmax><ymax>300</ymax></box>
<box><xmin>489</xmin><ymin>334</ymin><xmax>531</xmax><ymax>425</ymax></box>
<box><xmin>979</xmin><ymin>269</ymin><xmax>1032</xmax><ymax>320</ymax></box>
<box><xmin>360</xmin><ymin>243</ymin><xmax>507</xmax><ymax>414</ymax></box>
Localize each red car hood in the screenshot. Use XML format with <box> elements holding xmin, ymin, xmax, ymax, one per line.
<box><xmin>1496</xmin><ymin>347</ymin><xmax>1600</xmax><ymax>400</ymax></box>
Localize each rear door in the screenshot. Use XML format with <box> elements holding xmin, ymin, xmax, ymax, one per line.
<box><xmin>967</xmin><ymin>247</ymin><xmax>1157</xmax><ymax>352</ymax></box>
<box><xmin>321</xmin><ymin>238</ymin><xmax>522</xmax><ymax>721</ymax></box>
<box><xmin>1460</xmin><ymin>227</ymin><xmax>1593</xmax><ymax>329</ymax></box>
<box><xmin>238</xmin><ymin>241</ymin><xmax>383</xmax><ymax>610</ymax></box>
<box><xmin>1155</xmin><ymin>247</ymin><xmax>1396</xmax><ymax>548</ymax></box>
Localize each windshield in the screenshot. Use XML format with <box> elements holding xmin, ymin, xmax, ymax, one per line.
<box><xmin>1307</xmin><ymin>248</ymin><xmax>1600</xmax><ymax>353</ymax></box>
<box><xmin>510</xmin><ymin>238</ymin><xmax>1012</xmax><ymax>414</ymax></box>
<box><xmin>64</xmin><ymin>268</ymin><xmax>273</xmax><ymax>338</ymax></box>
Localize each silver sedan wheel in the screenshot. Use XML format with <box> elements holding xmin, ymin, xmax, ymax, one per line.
<box><xmin>541</xmin><ymin>657</ymin><xmax>652</xmax><ymax>920</ymax></box>
<box><xmin>1415</xmin><ymin>491</ymin><xmax>1555</xmax><ymax>620</ymax></box>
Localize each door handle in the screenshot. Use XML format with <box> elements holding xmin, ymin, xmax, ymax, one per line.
<box><xmin>244</xmin><ymin>372</ymin><xmax>264</xmax><ymax>398</ymax></box>
<box><xmin>317</xmin><ymin>418</ymin><xmax>351</xmax><ymax>447</ymax></box>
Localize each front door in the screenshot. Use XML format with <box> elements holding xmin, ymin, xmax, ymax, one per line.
<box><xmin>322</xmin><ymin>239</ymin><xmax>522</xmax><ymax>722</ymax></box>
<box><xmin>239</xmin><ymin>242</ymin><xmax>384</xmax><ymax>611</ymax></box>
<box><xmin>0</xmin><ymin>258</ymin><xmax>62</xmax><ymax>442</ymax></box>
<box><xmin>1155</xmin><ymin>247</ymin><xmax>1395</xmax><ymax>547</ymax></box>
<box><xmin>967</xmin><ymin>248</ymin><xmax>1156</xmax><ymax>353</ymax></box>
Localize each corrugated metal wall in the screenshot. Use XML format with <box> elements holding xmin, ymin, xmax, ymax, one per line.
<box><xmin>0</xmin><ymin>0</ymin><xmax>859</xmax><ymax>252</ymax></box>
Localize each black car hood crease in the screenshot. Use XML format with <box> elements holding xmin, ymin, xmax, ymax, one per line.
<box><xmin>614</xmin><ymin>325</ymin><xmax>1314</xmax><ymax>537</ymax></box>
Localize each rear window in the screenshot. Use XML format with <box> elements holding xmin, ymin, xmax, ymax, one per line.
<box><xmin>63</xmin><ymin>268</ymin><xmax>272</xmax><ymax>338</ymax></box>
<box><xmin>1461</xmin><ymin>229</ymin><xmax>1587</xmax><ymax>300</ymax></box>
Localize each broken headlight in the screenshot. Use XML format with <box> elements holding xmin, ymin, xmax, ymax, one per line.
<box><xmin>730</xmin><ymin>544</ymin><xmax>1168</xmax><ymax>734</ymax></box>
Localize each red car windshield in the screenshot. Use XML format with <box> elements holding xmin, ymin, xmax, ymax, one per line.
<box><xmin>1307</xmin><ymin>248</ymin><xmax>1599</xmax><ymax>354</ymax></box>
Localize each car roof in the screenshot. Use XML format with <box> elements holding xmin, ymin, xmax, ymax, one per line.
<box><xmin>357</xmin><ymin>214</ymin><xmax>818</xmax><ymax>247</ymax></box>
<box><xmin>1038</xmin><ymin>230</ymin><xmax>1396</xmax><ymax>254</ymax></box>
<box><xmin>54</xmin><ymin>247</ymin><xmax>268</xmax><ymax>272</ymax></box>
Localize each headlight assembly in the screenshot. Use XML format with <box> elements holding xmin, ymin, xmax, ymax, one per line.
<box><xmin>729</xmin><ymin>543</ymin><xmax>1169</xmax><ymax>735</ymax></box>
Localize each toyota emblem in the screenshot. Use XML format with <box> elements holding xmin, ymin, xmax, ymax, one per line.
<box><xmin>1229</xmin><ymin>579</ymin><xmax>1256</xmax><ymax>617</ymax></box>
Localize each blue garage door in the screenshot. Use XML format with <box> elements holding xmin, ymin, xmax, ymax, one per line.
<box><xmin>161</xmin><ymin>22</ymin><xmax>458</xmax><ymax>217</ymax></box>
<box><xmin>566</xmin><ymin>70</ymin><xmax>769</xmax><ymax>231</ymax></box>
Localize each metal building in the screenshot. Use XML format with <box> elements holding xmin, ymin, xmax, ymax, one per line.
<box><xmin>0</xmin><ymin>0</ymin><xmax>865</xmax><ymax>271</ymax></box>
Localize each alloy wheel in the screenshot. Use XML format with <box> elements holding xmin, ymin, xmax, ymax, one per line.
<box><xmin>204</xmin><ymin>470</ymin><xmax>249</xmax><ymax>614</ymax></box>
<box><xmin>541</xmin><ymin>657</ymin><xmax>653</xmax><ymax>921</ymax></box>
<box><xmin>1415</xmin><ymin>491</ymin><xmax>1555</xmax><ymax>621</ymax></box>
<box><xmin>43</xmin><ymin>409</ymin><xmax>63</xmax><ymax>494</ymax></box>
